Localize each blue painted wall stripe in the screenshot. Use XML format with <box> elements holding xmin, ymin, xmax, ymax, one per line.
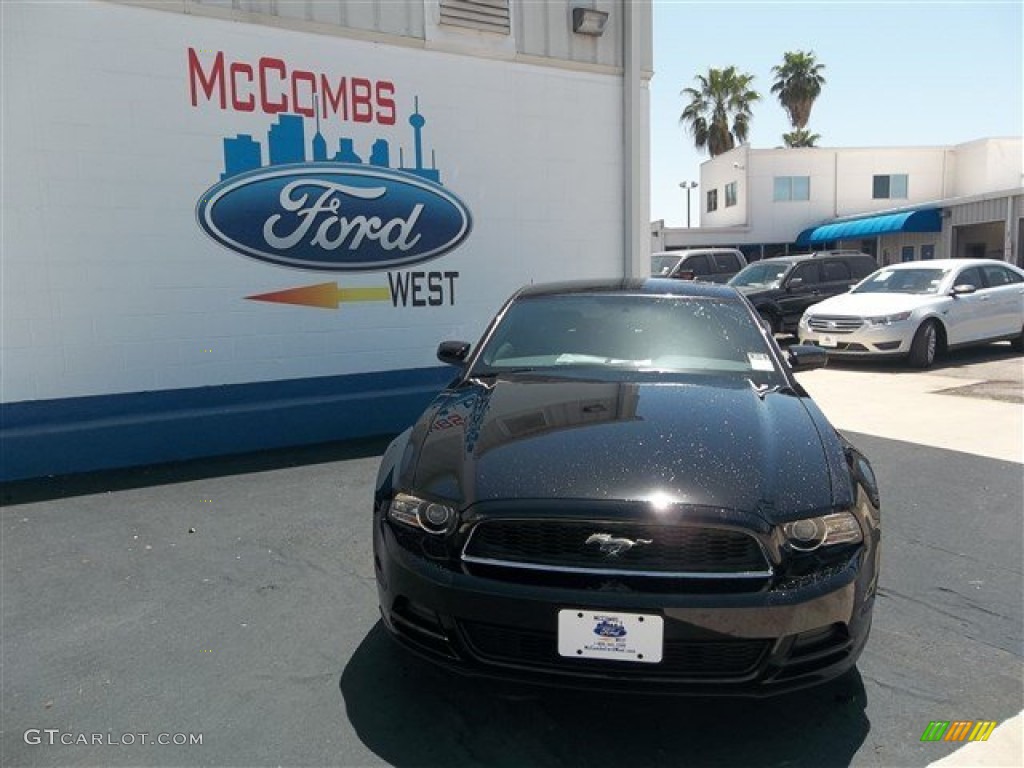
<box><xmin>0</xmin><ymin>367</ymin><xmax>454</xmax><ymax>481</ymax></box>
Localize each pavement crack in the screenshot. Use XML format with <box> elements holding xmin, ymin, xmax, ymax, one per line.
<box><xmin>885</xmin><ymin>531</ymin><xmax>1024</xmax><ymax>576</ymax></box>
<box><xmin>963</xmin><ymin>633</ymin><xmax>1024</xmax><ymax>658</ymax></box>
<box><xmin>877</xmin><ymin>586</ymin><xmax>971</xmax><ymax>624</ymax></box>
<box><xmin>933</xmin><ymin>585</ymin><xmax>1014</xmax><ymax>620</ymax></box>
<box><xmin>862</xmin><ymin>674</ymin><xmax>949</xmax><ymax>703</ymax></box>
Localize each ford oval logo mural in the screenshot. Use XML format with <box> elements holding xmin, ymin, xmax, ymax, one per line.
<box><xmin>197</xmin><ymin>164</ymin><xmax>472</xmax><ymax>271</ymax></box>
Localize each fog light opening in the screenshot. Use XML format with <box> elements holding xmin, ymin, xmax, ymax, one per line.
<box><xmin>421</xmin><ymin>503</ymin><xmax>453</xmax><ymax>531</ymax></box>
<box><xmin>786</xmin><ymin>518</ymin><xmax>826</xmax><ymax>551</ymax></box>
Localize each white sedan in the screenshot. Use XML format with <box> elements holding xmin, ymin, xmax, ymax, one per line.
<box><xmin>798</xmin><ymin>258</ymin><xmax>1024</xmax><ymax>367</ymax></box>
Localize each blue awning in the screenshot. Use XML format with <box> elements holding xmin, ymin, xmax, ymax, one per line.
<box><xmin>796</xmin><ymin>208</ymin><xmax>942</xmax><ymax>245</ymax></box>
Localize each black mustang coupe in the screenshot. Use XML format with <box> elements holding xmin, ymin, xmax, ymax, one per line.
<box><xmin>373</xmin><ymin>278</ymin><xmax>880</xmax><ymax>695</ymax></box>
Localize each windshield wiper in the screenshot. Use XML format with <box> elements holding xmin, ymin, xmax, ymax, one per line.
<box><xmin>470</xmin><ymin>367</ymin><xmax>537</xmax><ymax>378</ymax></box>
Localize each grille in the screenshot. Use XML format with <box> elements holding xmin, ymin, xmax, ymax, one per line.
<box><xmin>460</xmin><ymin>621</ymin><xmax>770</xmax><ymax>679</ymax></box>
<box><xmin>808</xmin><ymin>316</ymin><xmax>863</xmax><ymax>334</ymax></box>
<box><xmin>462</xmin><ymin>520</ymin><xmax>769</xmax><ymax>576</ymax></box>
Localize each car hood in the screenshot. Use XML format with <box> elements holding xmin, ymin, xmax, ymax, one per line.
<box><xmin>733</xmin><ymin>284</ymin><xmax>781</xmax><ymax>296</ymax></box>
<box><xmin>807</xmin><ymin>291</ymin><xmax>941</xmax><ymax>316</ymax></box>
<box><xmin>408</xmin><ymin>375</ymin><xmax>836</xmax><ymax>521</ymax></box>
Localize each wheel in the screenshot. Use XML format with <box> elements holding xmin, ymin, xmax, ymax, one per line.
<box><xmin>908</xmin><ymin>320</ymin><xmax>939</xmax><ymax>368</ymax></box>
<box><xmin>758</xmin><ymin>310</ymin><xmax>779</xmax><ymax>336</ymax></box>
<box><xmin>1011</xmin><ymin>325</ymin><xmax>1024</xmax><ymax>352</ymax></box>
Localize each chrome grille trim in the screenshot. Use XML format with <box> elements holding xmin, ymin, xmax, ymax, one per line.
<box><xmin>807</xmin><ymin>316</ymin><xmax>864</xmax><ymax>334</ymax></box>
<box><xmin>460</xmin><ymin>519</ymin><xmax>773</xmax><ymax>579</ymax></box>
<box><xmin>461</xmin><ymin>554</ymin><xmax>773</xmax><ymax>579</ymax></box>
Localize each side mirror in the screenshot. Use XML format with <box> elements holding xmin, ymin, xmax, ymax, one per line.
<box><xmin>788</xmin><ymin>344</ymin><xmax>828</xmax><ymax>372</ymax></box>
<box><xmin>787</xmin><ymin>277</ymin><xmax>805</xmax><ymax>290</ymax></box>
<box><xmin>437</xmin><ymin>340</ymin><xmax>471</xmax><ymax>366</ymax></box>
<box><xmin>673</xmin><ymin>269</ymin><xmax>696</xmax><ymax>281</ymax></box>
<box><xmin>951</xmin><ymin>284</ymin><xmax>977</xmax><ymax>296</ymax></box>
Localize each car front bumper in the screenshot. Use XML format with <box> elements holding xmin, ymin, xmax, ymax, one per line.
<box><xmin>373</xmin><ymin>517</ymin><xmax>878</xmax><ymax>697</ymax></box>
<box><xmin>799</xmin><ymin>321</ymin><xmax>914</xmax><ymax>357</ymax></box>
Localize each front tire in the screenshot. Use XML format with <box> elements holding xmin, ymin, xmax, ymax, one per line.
<box><xmin>758</xmin><ymin>310</ymin><xmax>779</xmax><ymax>336</ymax></box>
<box><xmin>1011</xmin><ymin>325</ymin><xmax>1024</xmax><ymax>352</ymax></box>
<box><xmin>908</xmin><ymin>320</ymin><xmax>939</xmax><ymax>368</ymax></box>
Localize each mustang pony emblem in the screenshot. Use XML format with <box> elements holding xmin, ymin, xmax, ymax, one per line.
<box><xmin>585</xmin><ymin>533</ymin><xmax>653</xmax><ymax>557</ymax></box>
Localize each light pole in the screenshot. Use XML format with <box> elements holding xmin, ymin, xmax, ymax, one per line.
<box><xmin>679</xmin><ymin>181</ymin><xmax>698</xmax><ymax>228</ymax></box>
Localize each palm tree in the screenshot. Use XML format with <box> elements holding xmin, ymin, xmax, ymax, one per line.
<box><xmin>782</xmin><ymin>128</ymin><xmax>821</xmax><ymax>147</ymax></box>
<box><xmin>771</xmin><ymin>51</ymin><xmax>826</xmax><ymax>145</ymax></box>
<box><xmin>679</xmin><ymin>66</ymin><xmax>760</xmax><ymax>157</ymax></box>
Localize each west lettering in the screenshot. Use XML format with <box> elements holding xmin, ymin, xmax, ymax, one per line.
<box><xmin>444</xmin><ymin>271</ymin><xmax>458</xmax><ymax>304</ymax></box>
<box><xmin>388</xmin><ymin>272</ymin><xmax>411</xmax><ymax>307</ymax></box>
<box><xmin>428</xmin><ymin>273</ymin><xmax>443</xmax><ymax>306</ymax></box>
<box><xmin>410</xmin><ymin>273</ymin><xmax>426</xmax><ymax>306</ymax></box>
<box><xmin>387</xmin><ymin>271</ymin><xmax>459</xmax><ymax>307</ymax></box>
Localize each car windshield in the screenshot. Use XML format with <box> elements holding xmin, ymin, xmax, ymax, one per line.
<box><xmin>853</xmin><ymin>268</ymin><xmax>950</xmax><ymax>295</ymax></box>
<box><xmin>474</xmin><ymin>294</ymin><xmax>782</xmax><ymax>380</ymax></box>
<box><xmin>651</xmin><ymin>255</ymin><xmax>681</xmax><ymax>276</ymax></box>
<box><xmin>729</xmin><ymin>262</ymin><xmax>790</xmax><ymax>288</ymax></box>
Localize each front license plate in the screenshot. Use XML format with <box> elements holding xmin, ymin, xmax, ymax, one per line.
<box><xmin>557</xmin><ymin>609</ymin><xmax>663</xmax><ymax>664</ymax></box>
<box><xmin>819</xmin><ymin>334</ymin><xmax>838</xmax><ymax>348</ymax></box>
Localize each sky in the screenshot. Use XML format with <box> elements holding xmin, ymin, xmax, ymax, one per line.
<box><xmin>649</xmin><ymin>0</ymin><xmax>1024</xmax><ymax>227</ymax></box>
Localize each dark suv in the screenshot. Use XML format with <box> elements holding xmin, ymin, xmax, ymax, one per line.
<box><xmin>728</xmin><ymin>251</ymin><xmax>878</xmax><ymax>335</ymax></box>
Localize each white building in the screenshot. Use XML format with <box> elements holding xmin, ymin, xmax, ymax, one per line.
<box><xmin>0</xmin><ymin>0</ymin><xmax>653</xmax><ymax>480</ymax></box>
<box><xmin>652</xmin><ymin>137</ymin><xmax>1023</xmax><ymax>266</ymax></box>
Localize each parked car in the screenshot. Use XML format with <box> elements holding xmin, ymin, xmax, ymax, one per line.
<box><xmin>729</xmin><ymin>251</ymin><xmax>878</xmax><ymax>335</ymax></box>
<box><xmin>651</xmin><ymin>248</ymin><xmax>747</xmax><ymax>283</ymax></box>
<box><xmin>373</xmin><ymin>278</ymin><xmax>880</xmax><ymax>695</ymax></box>
<box><xmin>799</xmin><ymin>258</ymin><xmax>1024</xmax><ymax>367</ymax></box>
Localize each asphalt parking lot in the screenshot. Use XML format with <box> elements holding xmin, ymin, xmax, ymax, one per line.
<box><xmin>2</xmin><ymin>344</ymin><xmax>1022</xmax><ymax>768</ymax></box>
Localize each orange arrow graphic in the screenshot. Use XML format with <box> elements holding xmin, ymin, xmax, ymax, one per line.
<box><xmin>246</xmin><ymin>282</ymin><xmax>391</xmax><ymax>310</ymax></box>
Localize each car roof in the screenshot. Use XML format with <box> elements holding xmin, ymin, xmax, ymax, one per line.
<box><xmin>651</xmin><ymin>248</ymin><xmax>741</xmax><ymax>256</ymax></box>
<box><xmin>876</xmin><ymin>258</ymin><xmax>1016</xmax><ymax>270</ymax></box>
<box><xmin>759</xmin><ymin>251</ymin><xmax>872</xmax><ymax>265</ymax></box>
<box><xmin>514</xmin><ymin>278</ymin><xmax>741</xmax><ymax>301</ymax></box>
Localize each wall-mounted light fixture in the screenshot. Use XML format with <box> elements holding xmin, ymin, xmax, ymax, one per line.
<box><xmin>572</xmin><ymin>7</ymin><xmax>609</xmax><ymax>36</ymax></box>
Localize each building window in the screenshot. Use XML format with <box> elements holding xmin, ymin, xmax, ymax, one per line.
<box><xmin>873</xmin><ymin>174</ymin><xmax>908</xmax><ymax>199</ymax></box>
<box><xmin>773</xmin><ymin>176</ymin><xmax>810</xmax><ymax>201</ymax></box>
<box><xmin>725</xmin><ymin>182</ymin><xmax>737</xmax><ymax>207</ymax></box>
<box><xmin>707</xmin><ymin>189</ymin><xmax>718</xmax><ymax>212</ymax></box>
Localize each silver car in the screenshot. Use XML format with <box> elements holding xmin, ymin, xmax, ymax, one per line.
<box><xmin>798</xmin><ymin>259</ymin><xmax>1024</xmax><ymax>367</ymax></box>
<box><xmin>650</xmin><ymin>249</ymin><xmax>747</xmax><ymax>283</ymax></box>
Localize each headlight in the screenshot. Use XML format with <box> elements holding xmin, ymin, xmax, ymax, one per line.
<box><xmin>798</xmin><ymin>314</ymin><xmax>810</xmax><ymax>328</ymax></box>
<box><xmin>865</xmin><ymin>311</ymin><xmax>912</xmax><ymax>326</ymax></box>
<box><xmin>782</xmin><ymin>511</ymin><xmax>862</xmax><ymax>552</ymax></box>
<box><xmin>388</xmin><ymin>492</ymin><xmax>456</xmax><ymax>535</ymax></box>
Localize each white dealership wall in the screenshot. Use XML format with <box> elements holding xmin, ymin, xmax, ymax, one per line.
<box><xmin>0</xmin><ymin>1</ymin><xmax>650</xmax><ymax>479</ymax></box>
